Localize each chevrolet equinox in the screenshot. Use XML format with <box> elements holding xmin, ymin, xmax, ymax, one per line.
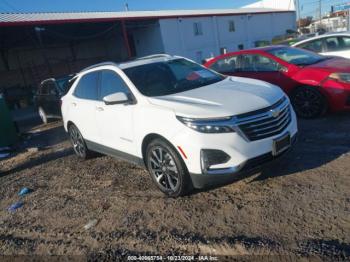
<box><xmin>61</xmin><ymin>55</ymin><xmax>298</xmax><ymax>197</ymax></box>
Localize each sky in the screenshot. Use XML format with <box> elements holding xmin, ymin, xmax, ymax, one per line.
<box><xmin>0</xmin><ymin>0</ymin><xmax>343</xmax><ymax>18</ymax></box>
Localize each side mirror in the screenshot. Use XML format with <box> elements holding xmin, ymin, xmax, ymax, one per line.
<box><xmin>103</xmin><ymin>92</ymin><xmax>130</xmax><ymax>105</ymax></box>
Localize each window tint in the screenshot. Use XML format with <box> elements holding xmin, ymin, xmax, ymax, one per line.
<box><xmin>325</xmin><ymin>37</ymin><xmax>340</xmax><ymax>52</ymax></box>
<box><xmin>100</xmin><ymin>70</ymin><xmax>130</xmax><ymax>99</ymax></box>
<box><xmin>240</xmin><ymin>54</ymin><xmax>280</xmax><ymax>72</ymax></box>
<box><xmin>299</xmin><ymin>39</ymin><xmax>323</xmax><ymax>53</ymax></box>
<box><xmin>74</xmin><ymin>72</ymin><xmax>99</xmax><ymax>100</ymax></box>
<box><xmin>210</xmin><ymin>56</ymin><xmax>239</xmax><ymax>73</ymax></box>
<box><xmin>340</xmin><ymin>36</ymin><xmax>350</xmax><ymax>49</ymax></box>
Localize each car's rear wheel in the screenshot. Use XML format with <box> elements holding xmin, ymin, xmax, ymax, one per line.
<box><xmin>291</xmin><ymin>86</ymin><xmax>327</xmax><ymax>118</ymax></box>
<box><xmin>68</xmin><ymin>124</ymin><xmax>91</xmax><ymax>159</ymax></box>
<box><xmin>38</xmin><ymin>107</ymin><xmax>48</xmax><ymax>124</ymax></box>
<box><xmin>146</xmin><ymin>138</ymin><xmax>192</xmax><ymax>197</ymax></box>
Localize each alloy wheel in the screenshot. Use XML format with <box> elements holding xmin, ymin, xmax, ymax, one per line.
<box><xmin>148</xmin><ymin>146</ymin><xmax>180</xmax><ymax>192</ymax></box>
<box><xmin>38</xmin><ymin>107</ymin><xmax>48</xmax><ymax>124</ymax></box>
<box><xmin>69</xmin><ymin>126</ymin><xmax>86</xmax><ymax>158</ymax></box>
<box><xmin>292</xmin><ymin>88</ymin><xmax>324</xmax><ymax>118</ymax></box>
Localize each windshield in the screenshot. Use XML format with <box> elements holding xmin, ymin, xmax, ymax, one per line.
<box><xmin>267</xmin><ymin>47</ymin><xmax>328</xmax><ymax>66</ymax></box>
<box><xmin>123</xmin><ymin>58</ymin><xmax>224</xmax><ymax>97</ymax></box>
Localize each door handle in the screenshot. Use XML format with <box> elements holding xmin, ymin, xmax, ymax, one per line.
<box><xmin>71</xmin><ymin>102</ymin><xmax>77</xmax><ymax>107</ymax></box>
<box><xmin>96</xmin><ymin>107</ymin><xmax>104</xmax><ymax>112</ymax></box>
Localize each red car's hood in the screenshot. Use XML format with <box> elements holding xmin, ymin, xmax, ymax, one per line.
<box><xmin>305</xmin><ymin>57</ymin><xmax>350</xmax><ymax>72</ymax></box>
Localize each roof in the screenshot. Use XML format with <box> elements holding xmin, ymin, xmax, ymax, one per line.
<box><xmin>0</xmin><ymin>8</ymin><xmax>294</xmax><ymax>27</ymax></box>
<box><xmin>243</xmin><ymin>0</ymin><xmax>295</xmax><ymax>11</ymax></box>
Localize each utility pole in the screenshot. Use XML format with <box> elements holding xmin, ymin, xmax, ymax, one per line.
<box><xmin>319</xmin><ymin>0</ymin><xmax>322</xmax><ymax>32</ymax></box>
<box><xmin>296</xmin><ymin>0</ymin><xmax>301</xmax><ymax>33</ymax></box>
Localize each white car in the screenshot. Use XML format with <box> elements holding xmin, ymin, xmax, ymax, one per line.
<box><xmin>61</xmin><ymin>55</ymin><xmax>298</xmax><ymax>197</ymax></box>
<box><xmin>292</xmin><ymin>32</ymin><xmax>350</xmax><ymax>59</ymax></box>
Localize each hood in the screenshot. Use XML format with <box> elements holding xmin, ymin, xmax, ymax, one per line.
<box><xmin>147</xmin><ymin>77</ymin><xmax>285</xmax><ymax>118</ymax></box>
<box><xmin>306</xmin><ymin>57</ymin><xmax>350</xmax><ymax>72</ymax></box>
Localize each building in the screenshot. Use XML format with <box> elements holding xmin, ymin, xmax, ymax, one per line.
<box><xmin>0</xmin><ymin>8</ymin><xmax>296</xmax><ymax>109</ymax></box>
<box><xmin>307</xmin><ymin>16</ymin><xmax>347</xmax><ymax>34</ymax></box>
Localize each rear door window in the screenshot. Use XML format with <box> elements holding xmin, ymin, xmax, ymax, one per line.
<box><xmin>74</xmin><ymin>72</ymin><xmax>99</xmax><ymax>100</ymax></box>
<box><xmin>99</xmin><ymin>70</ymin><xmax>130</xmax><ymax>100</ymax></box>
<box><xmin>325</xmin><ymin>37</ymin><xmax>341</xmax><ymax>52</ymax></box>
<box><xmin>209</xmin><ymin>56</ymin><xmax>239</xmax><ymax>73</ymax></box>
<box><xmin>339</xmin><ymin>36</ymin><xmax>350</xmax><ymax>50</ymax></box>
<box><xmin>240</xmin><ymin>54</ymin><xmax>280</xmax><ymax>72</ymax></box>
<box><xmin>298</xmin><ymin>39</ymin><xmax>324</xmax><ymax>53</ymax></box>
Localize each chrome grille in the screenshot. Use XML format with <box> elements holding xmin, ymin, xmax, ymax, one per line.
<box><xmin>236</xmin><ymin>97</ymin><xmax>292</xmax><ymax>141</ymax></box>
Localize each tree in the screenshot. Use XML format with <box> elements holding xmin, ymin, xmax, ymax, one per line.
<box><xmin>297</xmin><ymin>16</ymin><xmax>313</xmax><ymax>27</ymax></box>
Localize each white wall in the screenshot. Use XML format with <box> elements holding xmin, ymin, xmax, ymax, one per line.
<box><xmin>159</xmin><ymin>12</ymin><xmax>296</xmax><ymax>63</ymax></box>
<box><xmin>132</xmin><ymin>22</ymin><xmax>165</xmax><ymax>57</ymax></box>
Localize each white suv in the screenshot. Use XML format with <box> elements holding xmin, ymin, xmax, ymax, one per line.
<box><xmin>61</xmin><ymin>55</ymin><xmax>298</xmax><ymax>197</ymax></box>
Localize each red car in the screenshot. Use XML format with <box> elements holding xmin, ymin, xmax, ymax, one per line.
<box><xmin>204</xmin><ymin>46</ymin><xmax>350</xmax><ymax>118</ymax></box>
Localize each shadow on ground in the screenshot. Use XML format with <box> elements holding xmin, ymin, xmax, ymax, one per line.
<box><xmin>252</xmin><ymin>112</ymin><xmax>350</xmax><ymax>182</ymax></box>
<box><xmin>0</xmin><ymin>147</ymin><xmax>73</xmax><ymax>178</ymax></box>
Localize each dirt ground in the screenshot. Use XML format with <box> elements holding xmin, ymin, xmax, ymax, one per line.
<box><xmin>0</xmin><ymin>114</ymin><xmax>350</xmax><ymax>261</ymax></box>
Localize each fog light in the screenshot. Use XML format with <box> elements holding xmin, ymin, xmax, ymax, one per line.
<box><xmin>201</xmin><ymin>149</ymin><xmax>231</xmax><ymax>172</ymax></box>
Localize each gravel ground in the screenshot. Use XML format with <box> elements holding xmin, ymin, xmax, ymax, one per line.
<box><xmin>0</xmin><ymin>114</ymin><xmax>350</xmax><ymax>261</ymax></box>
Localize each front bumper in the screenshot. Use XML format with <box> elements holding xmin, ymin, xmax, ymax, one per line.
<box><xmin>321</xmin><ymin>79</ymin><xmax>350</xmax><ymax>112</ymax></box>
<box><xmin>190</xmin><ymin>132</ymin><xmax>298</xmax><ymax>189</ymax></box>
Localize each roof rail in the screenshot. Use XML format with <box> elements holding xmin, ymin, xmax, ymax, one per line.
<box><xmin>136</xmin><ymin>54</ymin><xmax>172</xmax><ymax>60</ymax></box>
<box><xmin>79</xmin><ymin>61</ymin><xmax>118</xmax><ymax>73</ymax></box>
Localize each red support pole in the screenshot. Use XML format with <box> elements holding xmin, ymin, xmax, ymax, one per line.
<box><xmin>121</xmin><ymin>20</ymin><xmax>132</xmax><ymax>59</ymax></box>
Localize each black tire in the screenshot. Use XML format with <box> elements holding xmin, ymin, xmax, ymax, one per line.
<box><xmin>146</xmin><ymin>138</ymin><xmax>193</xmax><ymax>197</ymax></box>
<box><xmin>68</xmin><ymin>124</ymin><xmax>92</xmax><ymax>160</ymax></box>
<box><xmin>38</xmin><ymin>107</ymin><xmax>48</xmax><ymax>124</ymax></box>
<box><xmin>291</xmin><ymin>86</ymin><xmax>327</xmax><ymax>119</ymax></box>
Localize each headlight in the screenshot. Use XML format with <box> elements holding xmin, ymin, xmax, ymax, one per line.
<box><xmin>176</xmin><ymin>116</ymin><xmax>235</xmax><ymax>133</ymax></box>
<box><xmin>329</xmin><ymin>73</ymin><xmax>350</xmax><ymax>83</ymax></box>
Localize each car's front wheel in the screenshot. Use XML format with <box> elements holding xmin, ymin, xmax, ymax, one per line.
<box><xmin>68</xmin><ymin>124</ymin><xmax>91</xmax><ymax>159</ymax></box>
<box><xmin>291</xmin><ymin>86</ymin><xmax>327</xmax><ymax>118</ymax></box>
<box><xmin>146</xmin><ymin>138</ymin><xmax>192</xmax><ymax>197</ymax></box>
<box><xmin>38</xmin><ymin>107</ymin><xmax>48</xmax><ymax>124</ymax></box>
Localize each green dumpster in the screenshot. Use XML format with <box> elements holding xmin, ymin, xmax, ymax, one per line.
<box><xmin>0</xmin><ymin>93</ymin><xmax>18</xmax><ymax>147</ymax></box>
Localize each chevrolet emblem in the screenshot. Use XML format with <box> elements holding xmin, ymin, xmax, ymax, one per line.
<box><xmin>270</xmin><ymin>109</ymin><xmax>280</xmax><ymax>118</ymax></box>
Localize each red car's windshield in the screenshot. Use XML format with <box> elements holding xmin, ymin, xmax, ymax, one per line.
<box><xmin>267</xmin><ymin>47</ymin><xmax>329</xmax><ymax>66</ymax></box>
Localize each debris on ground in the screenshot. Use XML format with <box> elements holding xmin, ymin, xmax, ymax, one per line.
<box><xmin>26</xmin><ymin>147</ymin><xmax>39</xmax><ymax>153</ymax></box>
<box><xmin>84</xmin><ymin>219</ymin><xmax>99</xmax><ymax>230</ymax></box>
<box><xmin>7</xmin><ymin>201</ymin><xmax>24</xmax><ymax>212</ymax></box>
<box><xmin>18</xmin><ymin>187</ymin><xmax>32</xmax><ymax>196</ymax></box>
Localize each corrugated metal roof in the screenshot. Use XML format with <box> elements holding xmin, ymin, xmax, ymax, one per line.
<box><xmin>0</xmin><ymin>8</ymin><xmax>293</xmax><ymax>26</ymax></box>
